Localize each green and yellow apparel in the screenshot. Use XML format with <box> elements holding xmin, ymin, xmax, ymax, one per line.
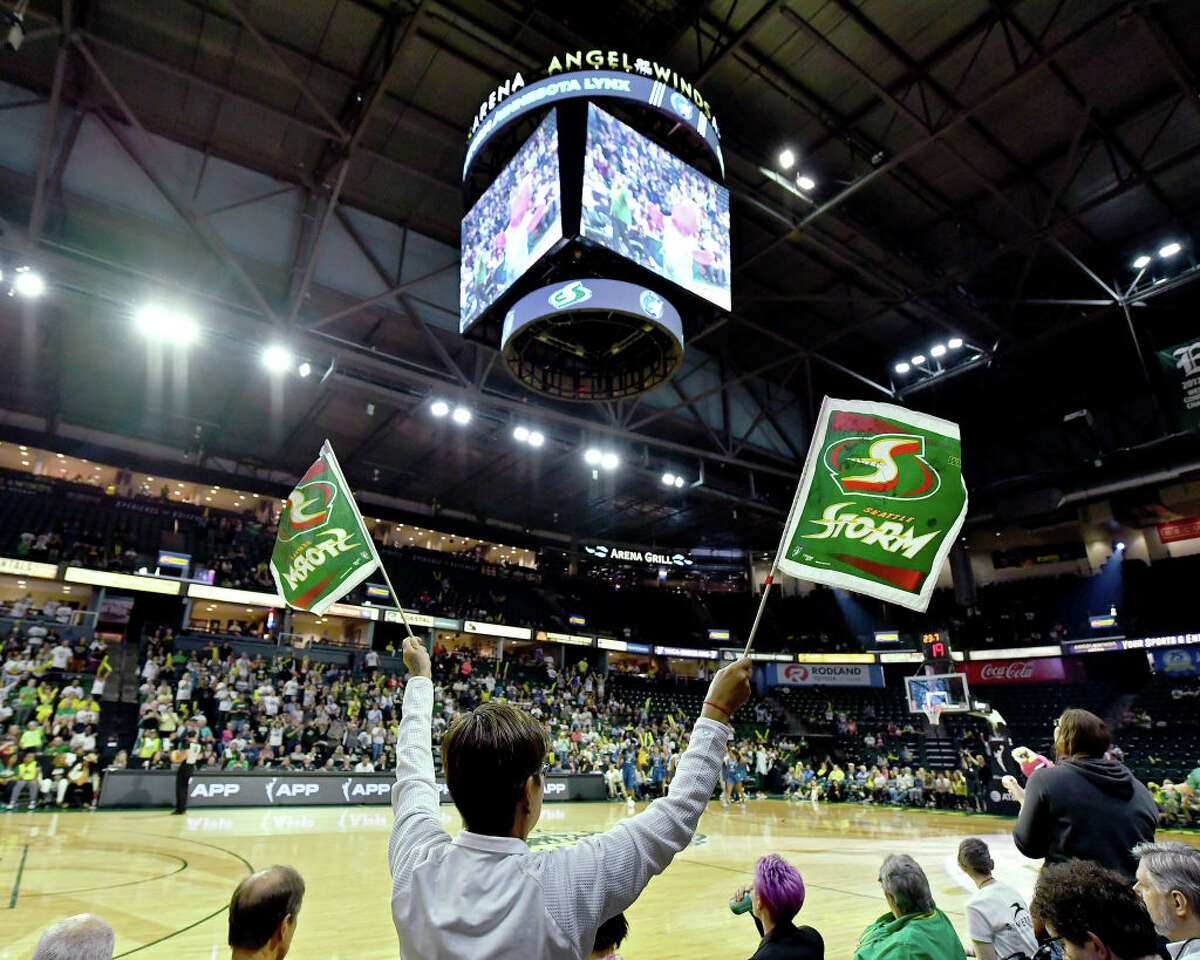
<box><xmin>19</xmin><ymin>727</ymin><xmax>44</xmax><ymax>750</ymax></box>
<box><xmin>35</xmin><ymin>703</ymin><xmax>54</xmax><ymax>723</ymax></box>
<box><xmin>17</xmin><ymin>686</ymin><xmax>36</xmax><ymax>709</ymax></box>
<box><xmin>54</xmin><ymin>699</ymin><xmax>75</xmax><ymax>721</ymax></box>
<box><xmin>17</xmin><ymin>759</ymin><xmax>39</xmax><ymax>781</ymax></box>
<box><xmin>138</xmin><ymin>734</ymin><xmax>161</xmax><ymax>760</ymax></box>
<box><xmin>0</xmin><ymin>763</ymin><xmax>14</xmax><ymax>784</ymax></box>
<box><xmin>829</xmin><ymin>766</ymin><xmax>846</xmax><ymax>783</ymax></box>
<box><xmin>853</xmin><ymin>909</ymin><xmax>967</xmax><ymax>960</ymax></box>
<box><xmin>37</xmin><ymin>684</ymin><xmax>56</xmax><ymax>705</ymax></box>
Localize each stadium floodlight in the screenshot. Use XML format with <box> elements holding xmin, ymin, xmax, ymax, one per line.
<box><xmin>297</xmin><ymin>362</ymin><xmax>312</xmax><ymax>378</ymax></box>
<box><xmin>1115</xmin><ymin>540</ymin><xmax>1126</xmax><ymax>551</ymax></box>
<box><xmin>1159</xmin><ymin>241</ymin><xmax>1182</xmax><ymax>258</ymax></box>
<box><xmin>600</xmin><ymin>452</ymin><xmax>619</xmax><ymax>470</ymax></box>
<box><xmin>894</xmin><ymin>362</ymin><xmax>910</xmax><ymax>374</ymax></box>
<box><xmin>930</xmin><ymin>344</ymin><xmax>947</xmax><ymax>358</ymax></box>
<box><xmin>778</xmin><ymin>148</ymin><xmax>796</xmax><ymax>170</ymax></box>
<box><xmin>911</xmin><ymin>354</ymin><xmax>926</xmax><ymax>365</ymax></box>
<box><xmin>1132</xmin><ymin>254</ymin><xmax>1152</xmax><ymax>269</ymax></box>
<box><xmin>513</xmin><ymin>425</ymin><xmax>529</xmax><ymax>442</ymax></box>
<box><xmin>795</xmin><ymin>174</ymin><xmax>816</xmax><ymax>191</ymax></box>
<box><xmin>430</xmin><ymin>399</ymin><xmax>450</xmax><ymax>417</ymax></box>
<box><xmin>451</xmin><ymin>406</ymin><xmax>472</xmax><ymax>425</ymax></box>
<box><xmin>674</xmin><ymin>475</ymin><xmax>684</xmax><ymax>488</ymax></box>
<box><xmin>584</xmin><ymin>447</ymin><xmax>603</xmax><ymax>465</ymax></box>
<box><xmin>527</xmin><ymin>431</ymin><xmax>545</xmax><ymax>448</ymax></box>
<box><xmin>948</xmin><ymin>337</ymin><xmax>964</xmax><ymax>349</ymax></box>
<box><xmin>135</xmin><ymin>304</ymin><xmax>198</xmax><ymax>345</ymax></box>
<box><xmin>13</xmin><ymin>269</ymin><xmax>45</xmax><ymax>298</ymax></box>
<box><xmin>261</xmin><ymin>344</ymin><xmax>293</xmax><ymax>373</ymax></box>
<box><xmin>662</xmin><ymin>472</ymin><xmax>676</xmax><ymax>487</ymax></box>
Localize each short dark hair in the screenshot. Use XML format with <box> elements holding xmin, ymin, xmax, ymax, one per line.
<box><xmin>593</xmin><ymin>913</ymin><xmax>628</xmax><ymax>954</ymax></box>
<box><xmin>441</xmin><ymin>701</ymin><xmax>551</xmax><ymax>835</ymax></box>
<box><xmin>228</xmin><ymin>865</ymin><xmax>305</xmax><ymax>950</ymax></box>
<box><xmin>1031</xmin><ymin>860</ymin><xmax>1157</xmax><ymax>957</ymax></box>
<box><xmin>957</xmin><ymin>838</ymin><xmax>994</xmax><ymax>876</ymax></box>
<box><xmin>1056</xmin><ymin>709</ymin><xmax>1110</xmax><ymax>757</ymax></box>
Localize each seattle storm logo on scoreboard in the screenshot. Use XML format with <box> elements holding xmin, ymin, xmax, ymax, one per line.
<box><xmin>823</xmin><ymin>434</ymin><xmax>941</xmax><ymax>501</ymax></box>
<box><xmin>549</xmin><ymin>281</ymin><xmax>592</xmax><ymax>310</ymax></box>
<box><xmin>639</xmin><ymin>289</ymin><xmax>664</xmax><ymax>319</ymax></box>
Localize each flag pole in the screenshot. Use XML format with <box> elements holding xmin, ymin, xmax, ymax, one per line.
<box><xmin>375</xmin><ymin>561</ymin><xmax>416</xmax><ymax>641</ymax></box>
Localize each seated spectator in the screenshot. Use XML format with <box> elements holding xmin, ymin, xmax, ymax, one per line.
<box><xmin>389</xmin><ymin>635</ymin><xmax>751</xmax><ymax>960</ymax></box>
<box><xmin>588</xmin><ymin>913</ymin><xmax>628</xmax><ymax>960</ymax></box>
<box><xmin>956</xmin><ymin>838</ymin><xmax>1037</xmax><ymax>960</ymax></box>
<box><xmin>1030</xmin><ymin>860</ymin><xmax>1160</xmax><ymax>960</ymax></box>
<box><xmin>853</xmin><ymin>854</ymin><xmax>965</xmax><ymax>960</ymax></box>
<box><xmin>1133</xmin><ymin>841</ymin><xmax>1200</xmax><ymax>959</ymax></box>
<box><xmin>732</xmin><ymin>853</ymin><xmax>823</xmax><ymax>959</ymax></box>
<box><xmin>32</xmin><ymin>913</ymin><xmax>114</xmax><ymax>960</ymax></box>
<box><xmin>228</xmin><ymin>865</ymin><xmax>305</xmax><ymax>960</ymax></box>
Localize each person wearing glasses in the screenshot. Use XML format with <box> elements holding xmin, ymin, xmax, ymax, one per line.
<box><xmin>1003</xmin><ymin>709</ymin><xmax>1156</xmax><ymax>878</ymax></box>
<box><xmin>388</xmin><ymin>635</ymin><xmax>752</xmax><ymax>960</ymax></box>
<box><xmin>1030</xmin><ymin>860</ymin><xmax>1160</xmax><ymax>960</ymax></box>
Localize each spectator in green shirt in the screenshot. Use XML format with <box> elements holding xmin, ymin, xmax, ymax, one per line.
<box><xmin>854</xmin><ymin>855</ymin><xmax>966</xmax><ymax>960</ymax></box>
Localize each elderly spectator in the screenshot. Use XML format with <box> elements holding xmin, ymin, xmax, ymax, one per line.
<box><xmin>32</xmin><ymin>913</ymin><xmax>115</xmax><ymax>960</ymax></box>
<box><xmin>1005</xmin><ymin>709</ymin><xmax>1157</xmax><ymax>877</ymax></box>
<box><xmin>853</xmin><ymin>854</ymin><xmax>965</xmax><ymax>960</ymax></box>
<box><xmin>732</xmin><ymin>854</ymin><xmax>824</xmax><ymax>959</ymax></box>
<box><xmin>1031</xmin><ymin>860</ymin><xmax>1160</xmax><ymax>960</ymax></box>
<box><xmin>1133</xmin><ymin>841</ymin><xmax>1200</xmax><ymax>959</ymax></box>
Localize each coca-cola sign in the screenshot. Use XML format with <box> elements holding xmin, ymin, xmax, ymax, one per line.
<box><xmin>965</xmin><ymin>657</ymin><xmax>1071</xmax><ymax>685</ymax></box>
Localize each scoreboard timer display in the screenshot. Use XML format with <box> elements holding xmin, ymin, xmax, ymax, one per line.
<box><xmin>922</xmin><ymin>632</ymin><xmax>951</xmax><ymax>662</ymax></box>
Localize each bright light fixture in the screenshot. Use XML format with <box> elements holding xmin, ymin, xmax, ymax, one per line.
<box><xmin>1132</xmin><ymin>254</ymin><xmax>1152</xmax><ymax>269</ymax></box>
<box><xmin>584</xmin><ymin>448</ymin><xmax>602</xmax><ymax>465</ymax></box>
<box><xmin>911</xmin><ymin>354</ymin><xmax>926</xmax><ymax>365</ymax></box>
<box><xmin>930</xmin><ymin>344</ymin><xmax>947</xmax><ymax>358</ymax></box>
<box><xmin>894</xmin><ymin>362</ymin><xmax>910</xmax><ymax>374</ymax></box>
<box><xmin>795</xmin><ymin>174</ymin><xmax>816</xmax><ymax>191</ymax></box>
<box><xmin>297</xmin><ymin>362</ymin><xmax>312</xmax><ymax>378</ymax></box>
<box><xmin>13</xmin><ymin>269</ymin><xmax>45</xmax><ymax>298</ymax></box>
<box><xmin>513</xmin><ymin>426</ymin><xmax>529</xmax><ymax>442</ymax></box>
<box><xmin>527</xmin><ymin>431</ymin><xmax>545</xmax><ymax>448</ymax></box>
<box><xmin>948</xmin><ymin>337</ymin><xmax>964</xmax><ymax>349</ymax></box>
<box><xmin>451</xmin><ymin>406</ymin><xmax>471</xmax><ymax>425</ymax></box>
<box><xmin>1116</xmin><ymin>540</ymin><xmax>1126</xmax><ymax>551</ymax></box>
<box><xmin>778</xmin><ymin>148</ymin><xmax>796</xmax><ymax>170</ymax></box>
<box><xmin>600</xmin><ymin>452</ymin><xmax>619</xmax><ymax>470</ymax></box>
<box><xmin>135</xmin><ymin>304</ymin><xmax>199</xmax><ymax>345</ymax></box>
<box><xmin>662</xmin><ymin>472</ymin><xmax>676</xmax><ymax>486</ymax></box>
<box><xmin>261</xmin><ymin>344</ymin><xmax>293</xmax><ymax>372</ymax></box>
<box><xmin>674</xmin><ymin>475</ymin><xmax>684</xmax><ymax>488</ymax></box>
<box><xmin>1159</xmin><ymin>242</ymin><xmax>1182</xmax><ymax>258</ymax></box>
<box><xmin>430</xmin><ymin>399</ymin><xmax>450</xmax><ymax>417</ymax></box>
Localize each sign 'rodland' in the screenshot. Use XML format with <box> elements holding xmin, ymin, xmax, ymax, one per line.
<box><xmin>776</xmin><ymin>397</ymin><xmax>967</xmax><ymax>612</ymax></box>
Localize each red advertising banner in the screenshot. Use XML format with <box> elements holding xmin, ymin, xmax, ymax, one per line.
<box><xmin>964</xmin><ymin>657</ymin><xmax>1078</xmax><ymax>685</ymax></box>
<box><xmin>1157</xmin><ymin>517</ymin><xmax>1200</xmax><ymax>544</ymax></box>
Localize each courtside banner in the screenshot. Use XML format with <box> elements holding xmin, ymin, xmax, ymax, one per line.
<box><xmin>776</xmin><ymin>397</ymin><xmax>967</xmax><ymax>612</ymax></box>
<box><xmin>269</xmin><ymin>441</ymin><xmax>381</xmax><ymax>616</ymax></box>
<box><xmin>768</xmin><ymin>662</ymin><xmax>883</xmax><ymax>687</ymax></box>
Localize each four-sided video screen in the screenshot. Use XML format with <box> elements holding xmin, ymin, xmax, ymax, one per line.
<box><xmin>582</xmin><ymin>103</ymin><xmax>731</xmax><ymax>311</ymax></box>
<box><xmin>460</xmin><ymin>110</ymin><xmax>563</xmax><ymax>333</ymax></box>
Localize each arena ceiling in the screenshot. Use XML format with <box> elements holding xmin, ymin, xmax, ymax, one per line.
<box><xmin>0</xmin><ymin>0</ymin><xmax>1198</xmax><ymax>551</ymax></box>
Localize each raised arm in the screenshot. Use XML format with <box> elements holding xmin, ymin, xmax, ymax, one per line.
<box><xmin>388</xmin><ymin>636</ymin><xmax>448</xmax><ymax>886</ymax></box>
<box><xmin>537</xmin><ymin>657</ymin><xmax>752</xmax><ymax>957</ymax></box>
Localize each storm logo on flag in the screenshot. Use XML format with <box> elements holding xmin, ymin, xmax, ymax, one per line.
<box><xmin>823</xmin><ymin>434</ymin><xmax>940</xmax><ymax>501</ymax></box>
<box><xmin>278</xmin><ymin>477</ymin><xmax>337</xmax><ymax>543</ymax></box>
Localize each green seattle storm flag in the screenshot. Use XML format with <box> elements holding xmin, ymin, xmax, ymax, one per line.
<box><xmin>776</xmin><ymin>398</ymin><xmax>967</xmax><ymax>612</ymax></box>
<box><xmin>269</xmin><ymin>441</ymin><xmax>381</xmax><ymax>616</ymax></box>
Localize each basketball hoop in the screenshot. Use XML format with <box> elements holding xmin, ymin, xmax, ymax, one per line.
<box><xmin>922</xmin><ymin>703</ymin><xmax>944</xmax><ymax>728</ymax></box>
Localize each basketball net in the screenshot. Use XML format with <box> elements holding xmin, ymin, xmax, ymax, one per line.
<box><xmin>922</xmin><ymin>702</ymin><xmax>944</xmax><ymax>728</ymax></box>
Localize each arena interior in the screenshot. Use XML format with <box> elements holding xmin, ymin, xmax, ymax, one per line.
<box><xmin>1</xmin><ymin>1</ymin><xmax>1200</xmax><ymax>959</ymax></box>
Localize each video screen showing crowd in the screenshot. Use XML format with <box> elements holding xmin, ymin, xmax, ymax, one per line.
<box><xmin>581</xmin><ymin>104</ymin><xmax>731</xmax><ymax>311</ymax></box>
<box><xmin>460</xmin><ymin>111</ymin><xmax>563</xmax><ymax>330</ymax></box>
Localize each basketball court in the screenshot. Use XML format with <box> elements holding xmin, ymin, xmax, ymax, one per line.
<box><xmin>5</xmin><ymin>800</ymin><xmax>1195</xmax><ymax>959</ymax></box>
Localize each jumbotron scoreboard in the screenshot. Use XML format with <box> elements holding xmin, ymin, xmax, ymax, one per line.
<box><xmin>458</xmin><ymin>50</ymin><xmax>730</xmax><ymax>401</ymax></box>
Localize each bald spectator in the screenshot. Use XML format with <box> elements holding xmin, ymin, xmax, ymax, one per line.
<box><xmin>32</xmin><ymin>913</ymin><xmax>115</xmax><ymax>960</ymax></box>
<box><xmin>228</xmin><ymin>865</ymin><xmax>305</xmax><ymax>960</ymax></box>
<box><xmin>1133</xmin><ymin>841</ymin><xmax>1200</xmax><ymax>959</ymax></box>
<box><xmin>1030</xmin><ymin>860</ymin><xmax>1159</xmax><ymax>960</ymax></box>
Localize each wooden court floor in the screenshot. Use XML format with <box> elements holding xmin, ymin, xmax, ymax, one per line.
<box><xmin>3</xmin><ymin>799</ymin><xmax>1197</xmax><ymax>960</ymax></box>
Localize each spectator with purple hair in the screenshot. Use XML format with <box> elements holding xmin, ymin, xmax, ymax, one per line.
<box><xmin>732</xmin><ymin>854</ymin><xmax>824</xmax><ymax>959</ymax></box>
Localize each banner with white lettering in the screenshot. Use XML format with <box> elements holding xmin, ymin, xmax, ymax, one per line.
<box><xmin>269</xmin><ymin>441</ymin><xmax>381</xmax><ymax>616</ymax></box>
<box><xmin>1158</xmin><ymin>337</ymin><xmax>1200</xmax><ymax>432</ymax></box>
<box><xmin>963</xmin><ymin>657</ymin><xmax>1081</xmax><ymax>685</ymax></box>
<box><xmin>768</xmin><ymin>662</ymin><xmax>883</xmax><ymax>687</ymax></box>
<box><xmin>776</xmin><ymin>397</ymin><xmax>967</xmax><ymax>612</ymax></box>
